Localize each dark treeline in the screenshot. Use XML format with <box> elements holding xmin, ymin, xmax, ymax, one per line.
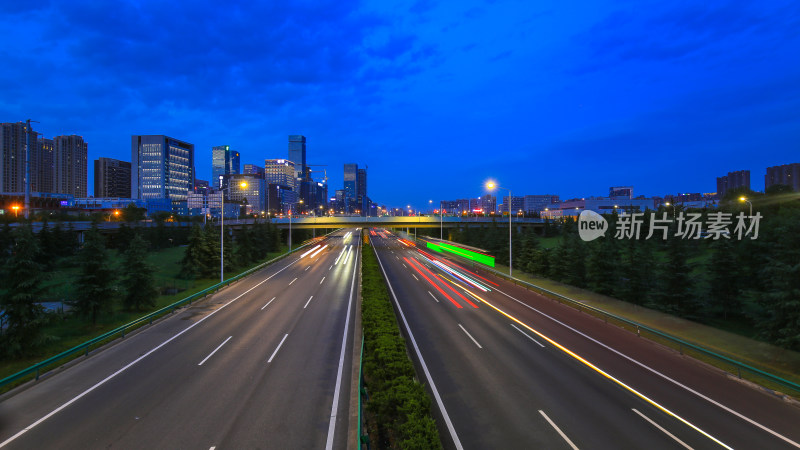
<box><xmin>421</xmin><ymin>187</ymin><xmax>800</xmax><ymax>351</ymax></box>
<box><xmin>0</xmin><ymin>219</ymin><xmax>298</xmax><ymax>359</ymax></box>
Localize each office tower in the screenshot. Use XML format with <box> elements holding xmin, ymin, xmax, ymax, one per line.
<box><xmin>211</xmin><ymin>145</ymin><xmax>240</xmax><ymax>189</ymax></box>
<box><xmin>243</xmin><ymin>164</ymin><xmax>264</xmax><ymax>177</ymax></box>
<box><xmin>35</xmin><ymin>137</ymin><xmax>54</xmax><ymax>193</ymax></box>
<box><xmin>95</xmin><ymin>157</ymin><xmax>132</xmax><ymax>198</ymax></box>
<box><xmin>343</xmin><ymin>163</ymin><xmax>357</xmax><ymax>212</ymax></box>
<box><xmin>716</xmin><ymin>170</ymin><xmax>750</xmax><ymax>197</ymax></box>
<box><xmin>265</xmin><ymin>159</ymin><xmax>296</xmax><ymax>190</ymax></box>
<box><xmin>131</xmin><ymin>135</ymin><xmax>195</xmax><ymax>202</ymax></box>
<box><xmin>53</xmin><ymin>135</ymin><xmax>88</xmax><ymax>197</ymax></box>
<box><xmin>227</xmin><ymin>173</ymin><xmax>267</xmax><ymax>214</ymax></box>
<box><xmin>0</xmin><ymin>122</ymin><xmax>35</xmax><ymax>194</ymax></box>
<box><xmin>288</xmin><ymin>135</ymin><xmax>306</xmax><ymax>181</ymax></box>
<box><xmin>357</xmin><ymin>168</ymin><xmax>367</xmax><ymax>215</ymax></box>
<box><xmin>765</xmin><ymin>163</ymin><xmax>800</xmax><ymax>192</ymax></box>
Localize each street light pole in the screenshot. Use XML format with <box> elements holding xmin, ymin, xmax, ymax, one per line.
<box><xmin>739</xmin><ymin>197</ymin><xmax>753</xmax><ymax>216</ymax></box>
<box><xmin>221</xmin><ymin>180</ymin><xmax>248</xmax><ymax>283</ymax></box>
<box><xmin>486</xmin><ymin>182</ymin><xmax>512</xmax><ymax>277</ymax></box>
<box><xmin>440</xmin><ymin>200</ymin><xmax>443</xmax><ymax>240</ymax></box>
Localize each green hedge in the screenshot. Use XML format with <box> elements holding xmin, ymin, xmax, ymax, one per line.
<box><xmin>362</xmin><ymin>241</ymin><xmax>442</xmax><ymax>449</ymax></box>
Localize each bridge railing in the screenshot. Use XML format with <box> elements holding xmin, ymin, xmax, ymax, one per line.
<box><xmin>0</xmin><ymin>234</ymin><xmax>334</xmax><ymax>392</ymax></box>
<box><xmin>411</xmin><ymin>236</ymin><xmax>800</xmax><ymax>398</ymax></box>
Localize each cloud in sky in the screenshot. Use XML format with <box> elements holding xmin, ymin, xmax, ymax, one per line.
<box><xmin>1</xmin><ymin>0</ymin><xmax>798</xmax><ymax>206</ymax></box>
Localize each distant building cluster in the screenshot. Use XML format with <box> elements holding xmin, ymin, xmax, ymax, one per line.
<box><xmin>1</xmin><ymin>120</ymin><xmax>378</xmax><ymax>218</ymax></box>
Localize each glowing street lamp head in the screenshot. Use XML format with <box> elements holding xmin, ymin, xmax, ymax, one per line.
<box><xmin>486</xmin><ymin>181</ymin><xmax>496</xmax><ymax>190</ymax></box>
<box><xmin>739</xmin><ymin>196</ymin><xmax>747</xmax><ymax>202</ymax></box>
<box><xmin>240</xmin><ymin>181</ymin><xmax>248</xmax><ymax>188</ymax></box>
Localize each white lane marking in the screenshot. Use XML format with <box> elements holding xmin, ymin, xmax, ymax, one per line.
<box><xmin>198</xmin><ymin>336</ymin><xmax>233</xmax><ymax>366</ymax></box>
<box><xmin>458</xmin><ymin>324</ymin><xmax>482</xmax><ymax>349</ymax></box>
<box><xmin>373</xmin><ymin>248</ymin><xmax>463</xmax><ymax>450</ymax></box>
<box><xmin>480</xmin><ymin>295</ymin><xmax>732</xmax><ymax>449</ymax></box>
<box><xmin>210</xmin><ymin>447</ymin><xmax>215</xmax><ymax>450</ymax></box>
<box><xmin>396</xmin><ymin>256</ymin><xmax>399</xmax><ymax>260</ymax></box>
<box><xmin>320</xmin><ymin>276</ymin><xmax>325</xmax><ymax>285</ymax></box>
<box><xmin>305</xmin><ymin>266</ymin><xmax>311</xmax><ymax>271</ymax></box>
<box><xmin>0</xmin><ymin>258</ymin><xmax>299</xmax><ymax>448</ymax></box>
<box><xmin>539</xmin><ymin>410</ymin><xmax>579</xmax><ymax>450</ymax></box>
<box><xmin>289</xmin><ymin>277</ymin><xmax>297</xmax><ymax>285</ymax></box>
<box><xmin>304</xmin><ymin>296</ymin><xmax>314</xmax><ymax>309</ymax></box>
<box><xmin>633</xmin><ymin>409</ymin><xmax>694</xmax><ymax>450</ymax></box>
<box><xmin>325</xmin><ymin>236</ymin><xmax>359</xmax><ymax>449</ymax></box>
<box><xmin>492</xmin><ymin>284</ymin><xmax>799</xmax><ymax>448</ymax></box>
<box><xmin>329</xmin><ymin>265</ymin><xmax>333</xmax><ymax>270</ymax></box>
<box><xmin>510</xmin><ymin>323</ymin><xmax>545</xmax><ymax>347</ymax></box>
<box><xmin>261</xmin><ymin>297</ymin><xmax>276</xmax><ymax>310</ymax></box>
<box><xmin>402</xmin><ymin>263</ymin><xmax>408</xmax><ymax>268</ymax></box>
<box><xmin>428</xmin><ymin>291</ymin><xmax>439</xmax><ymax>303</ymax></box>
<box><xmin>412</xmin><ymin>274</ymin><xmax>419</xmax><ymax>281</ymax></box>
<box><xmin>267</xmin><ymin>334</ymin><xmax>289</xmax><ymax>363</ymax></box>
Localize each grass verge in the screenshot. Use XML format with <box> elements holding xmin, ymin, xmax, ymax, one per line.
<box><xmin>361</xmin><ymin>240</ymin><xmax>442</xmax><ymax>449</ymax></box>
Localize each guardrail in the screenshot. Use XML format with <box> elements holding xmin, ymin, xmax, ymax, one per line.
<box><xmin>0</xmin><ymin>234</ymin><xmax>333</xmax><ymax>391</ymax></box>
<box><xmin>411</xmin><ymin>236</ymin><xmax>800</xmax><ymax>398</ymax></box>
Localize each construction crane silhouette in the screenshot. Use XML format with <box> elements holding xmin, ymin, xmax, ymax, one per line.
<box><xmin>307</xmin><ymin>164</ymin><xmax>328</xmax><ymax>182</ymax></box>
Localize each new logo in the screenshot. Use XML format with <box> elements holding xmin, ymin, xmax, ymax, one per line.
<box><xmin>578</xmin><ymin>210</ymin><xmax>608</xmax><ymax>241</ymax></box>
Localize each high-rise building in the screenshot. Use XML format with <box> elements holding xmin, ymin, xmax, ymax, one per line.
<box><xmin>94</xmin><ymin>157</ymin><xmax>131</xmax><ymax>198</ymax></box>
<box><xmin>716</xmin><ymin>170</ymin><xmax>750</xmax><ymax>197</ymax></box>
<box><xmin>765</xmin><ymin>163</ymin><xmax>800</xmax><ymax>192</ymax></box>
<box><xmin>211</xmin><ymin>145</ymin><xmax>240</xmax><ymax>190</ymax></box>
<box><xmin>53</xmin><ymin>135</ymin><xmax>88</xmax><ymax>197</ymax></box>
<box><xmin>131</xmin><ymin>135</ymin><xmax>195</xmax><ymax>203</ymax></box>
<box><xmin>243</xmin><ymin>164</ymin><xmax>264</xmax><ymax>178</ymax></box>
<box><xmin>288</xmin><ymin>135</ymin><xmax>307</xmax><ymax>181</ymax></box>
<box><xmin>35</xmin><ymin>137</ymin><xmax>54</xmax><ymax>193</ymax></box>
<box><xmin>265</xmin><ymin>159</ymin><xmax>296</xmax><ymax>190</ymax></box>
<box><xmin>0</xmin><ymin>122</ymin><xmax>34</xmax><ymax>194</ymax></box>
<box><xmin>227</xmin><ymin>173</ymin><xmax>267</xmax><ymax>214</ymax></box>
<box><xmin>343</xmin><ymin>163</ymin><xmax>357</xmax><ymax>213</ymax></box>
<box><xmin>357</xmin><ymin>168</ymin><xmax>367</xmax><ymax>216</ymax></box>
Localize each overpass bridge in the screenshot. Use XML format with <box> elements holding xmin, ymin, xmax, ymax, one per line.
<box><xmin>5</xmin><ymin>216</ymin><xmax>546</xmax><ymax>236</ymax></box>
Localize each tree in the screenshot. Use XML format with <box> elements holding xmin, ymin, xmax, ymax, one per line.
<box><xmin>181</xmin><ymin>224</ymin><xmax>211</xmax><ymax>279</ymax></box>
<box><xmin>586</xmin><ymin>236</ymin><xmax>619</xmax><ymax>295</ymax></box>
<box><xmin>0</xmin><ymin>226</ymin><xmax>50</xmax><ymax>357</ymax></box>
<box><xmin>706</xmin><ymin>238</ymin><xmax>742</xmax><ymax>319</ymax></box>
<box><xmin>121</xmin><ymin>203</ymin><xmax>146</xmax><ymax>222</ymax></box>
<box><xmin>653</xmin><ymin>233</ymin><xmax>696</xmax><ymax>316</ymax></box>
<box><xmin>72</xmin><ymin>227</ymin><xmax>117</xmax><ymax>324</ymax></box>
<box><xmin>121</xmin><ymin>234</ymin><xmax>158</xmax><ymax>310</ymax></box>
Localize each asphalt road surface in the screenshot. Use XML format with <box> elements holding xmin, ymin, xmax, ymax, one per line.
<box><xmin>369</xmin><ymin>229</ymin><xmax>800</xmax><ymax>449</ymax></box>
<box><xmin>0</xmin><ymin>228</ymin><xmax>361</xmax><ymax>450</ymax></box>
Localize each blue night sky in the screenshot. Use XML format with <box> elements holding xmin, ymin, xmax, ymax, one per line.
<box><xmin>2</xmin><ymin>0</ymin><xmax>799</xmax><ymax>209</ymax></box>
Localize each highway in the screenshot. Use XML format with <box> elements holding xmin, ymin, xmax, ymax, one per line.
<box><xmin>369</xmin><ymin>229</ymin><xmax>800</xmax><ymax>449</ymax></box>
<box><xmin>0</xmin><ymin>228</ymin><xmax>361</xmax><ymax>450</ymax></box>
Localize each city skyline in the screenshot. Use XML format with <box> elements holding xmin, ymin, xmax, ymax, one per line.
<box><xmin>2</xmin><ymin>1</ymin><xmax>798</xmax><ymax>209</ymax></box>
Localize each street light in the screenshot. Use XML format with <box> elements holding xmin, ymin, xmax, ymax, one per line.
<box><xmin>288</xmin><ymin>199</ymin><xmax>303</xmax><ymax>253</ymax></box>
<box><xmin>220</xmin><ymin>180</ymin><xmax>248</xmax><ymax>283</ymax></box>
<box><xmin>11</xmin><ymin>205</ymin><xmax>20</xmax><ymax>218</ymax></box>
<box><xmin>739</xmin><ymin>197</ymin><xmax>752</xmax><ymax>216</ymax></box>
<box><xmin>486</xmin><ymin>181</ymin><xmax>512</xmax><ymax>277</ymax></box>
